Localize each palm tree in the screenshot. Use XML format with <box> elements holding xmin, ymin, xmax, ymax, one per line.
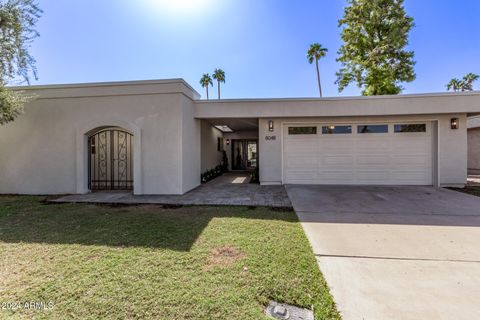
<box><xmin>212</xmin><ymin>68</ymin><xmax>226</xmax><ymax>99</ymax></box>
<box><xmin>199</xmin><ymin>73</ymin><xmax>213</xmax><ymax>99</ymax></box>
<box><xmin>463</xmin><ymin>73</ymin><xmax>479</xmax><ymax>91</ymax></box>
<box><xmin>307</xmin><ymin>43</ymin><xmax>328</xmax><ymax>97</ymax></box>
<box><xmin>447</xmin><ymin>78</ymin><xmax>462</xmax><ymax>92</ymax></box>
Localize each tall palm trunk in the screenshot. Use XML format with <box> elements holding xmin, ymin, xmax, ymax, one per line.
<box><xmin>217</xmin><ymin>81</ymin><xmax>221</xmax><ymax>99</ymax></box>
<box><xmin>206</xmin><ymin>86</ymin><xmax>209</xmax><ymax>99</ymax></box>
<box><xmin>316</xmin><ymin>58</ymin><xmax>323</xmax><ymax>97</ymax></box>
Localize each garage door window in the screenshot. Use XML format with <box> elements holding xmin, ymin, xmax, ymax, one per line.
<box><xmin>357</xmin><ymin>125</ymin><xmax>389</xmax><ymax>134</ymax></box>
<box><xmin>322</xmin><ymin>125</ymin><xmax>352</xmax><ymax>134</ymax></box>
<box><xmin>288</xmin><ymin>126</ymin><xmax>317</xmax><ymax>135</ymax></box>
<box><xmin>394</xmin><ymin>124</ymin><xmax>426</xmax><ymax>133</ymax></box>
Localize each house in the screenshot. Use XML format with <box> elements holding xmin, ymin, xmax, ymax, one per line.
<box><xmin>468</xmin><ymin>116</ymin><xmax>480</xmax><ymax>174</ymax></box>
<box><xmin>0</xmin><ymin>79</ymin><xmax>479</xmax><ymax>195</ymax></box>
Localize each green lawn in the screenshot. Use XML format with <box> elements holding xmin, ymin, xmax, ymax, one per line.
<box><xmin>0</xmin><ymin>196</ymin><xmax>339</xmax><ymax>320</ymax></box>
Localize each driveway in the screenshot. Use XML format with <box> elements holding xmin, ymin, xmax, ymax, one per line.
<box><xmin>286</xmin><ymin>185</ymin><xmax>480</xmax><ymax>320</ymax></box>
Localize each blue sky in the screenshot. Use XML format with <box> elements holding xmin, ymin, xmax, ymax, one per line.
<box><xmin>29</xmin><ymin>0</ymin><xmax>480</xmax><ymax>98</ymax></box>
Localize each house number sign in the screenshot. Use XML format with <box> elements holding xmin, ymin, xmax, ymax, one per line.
<box><xmin>265</xmin><ymin>135</ymin><xmax>276</xmax><ymax>141</ymax></box>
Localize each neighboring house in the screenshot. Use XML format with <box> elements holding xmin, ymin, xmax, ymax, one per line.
<box><xmin>467</xmin><ymin>116</ymin><xmax>480</xmax><ymax>174</ymax></box>
<box><xmin>0</xmin><ymin>79</ymin><xmax>479</xmax><ymax>195</ymax></box>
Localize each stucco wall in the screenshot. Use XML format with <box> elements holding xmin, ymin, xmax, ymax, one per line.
<box><xmin>259</xmin><ymin>114</ymin><xmax>467</xmax><ymax>187</ymax></box>
<box><xmin>200</xmin><ymin>121</ymin><xmax>223</xmax><ymax>173</ymax></box>
<box><xmin>468</xmin><ymin>128</ymin><xmax>480</xmax><ymax>174</ymax></box>
<box><xmin>0</xmin><ymin>92</ymin><xmax>192</xmax><ymax>195</ymax></box>
<box><xmin>181</xmin><ymin>96</ymin><xmax>202</xmax><ymax>193</ymax></box>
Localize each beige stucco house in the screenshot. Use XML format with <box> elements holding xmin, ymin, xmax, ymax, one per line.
<box><xmin>0</xmin><ymin>79</ymin><xmax>479</xmax><ymax>195</ymax></box>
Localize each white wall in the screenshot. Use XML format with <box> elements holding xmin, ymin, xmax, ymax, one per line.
<box><xmin>259</xmin><ymin>114</ymin><xmax>468</xmax><ymax>187</ymax></box>
<box><xmin>437</xmin><ymin>114</ymin><xmax>467</xmax><ymax>186</ymax></box>
<box><xmin>0</xmin><ymin>90</ymin><xmax>195</xmax><ymax>195</ymax></box>
<box><xmin>200</xmin><ymin>121</ymin><xmax>223</xmax><ymax>172</ymax></box>
<box><xmin>181</xmin><ymin>96</ymin><xmax>202</xmax><ymax>193</ymax></box>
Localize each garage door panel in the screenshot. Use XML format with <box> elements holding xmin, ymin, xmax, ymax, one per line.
<box><xmin>355</xmin><ymin>171</ymin><xmax>390</xmax><ymax>184</ymax></box>
<box><xmin>391</xmin><ymin>140</ymin><xmax>429</xmax><ymax>151</ymax></box>
<box><xmin>391</xmin><ymin>155</ymin><xmax>431</xmax><ymax>166</ymax></box>
<box><xmin>356</xmin><ymin>155</ymin><xmax>390</xmax><ymax>165</ymax></box>
<box><xmin>318</xmin><ymin>171</ymin><xmax>356</xmax><ymax>184</ymax></box>
<box><xmin>283</xmin><ymin>122</ymin><xmax>434</xmax><ymax>186</ymax></box>
<box><xmin>321</xmin><ymin>140</ymin><xmax>354</xmax><ymax>148</ymax></box>
<box><xmin>286</xmin><ymin>157</ymin><xmax>317</xmax><ymax>167</ymax></box>
<box><xmin>355</xmin><ymin>140</ymin><xmax>390</xmax><ymax>150</ymax></box>
<box><xmin>390</xmin><ymin>171</ymin><xmax>432</xmax><ymax>185</ymax></box>
<box><xmin>322</xmin><ymin>155</ymin><xmax>355</xmax><ymax>165</ymax></box>
<box><xmin>284</xmin><ymin>145</ymin><xmax>316</xmax><ymax>153</ymax></box>
<box><xmin>285</xmin><ymin>170</ymin><xmax>318</xmax><ymax>183</ymax></box>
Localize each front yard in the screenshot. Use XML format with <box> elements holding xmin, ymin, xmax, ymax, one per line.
<box><xmin>0</xmin><ymin>196</ymin><xmax>339</xmax><ymax>319</ymax></box>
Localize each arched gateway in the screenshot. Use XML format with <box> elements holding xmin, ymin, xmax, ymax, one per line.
<box><xmin>88</xmin><ymin>127</ymin><xmax>133</xmax><ymax>190</ymax></box>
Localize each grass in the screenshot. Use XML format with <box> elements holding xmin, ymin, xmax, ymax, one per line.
<box><xmin>0</xmin><ymin>196</ymin><xmax>339</xmax><ymax>320</ymax></box>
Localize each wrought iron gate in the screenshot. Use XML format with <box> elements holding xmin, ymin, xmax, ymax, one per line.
<box><xmin>88</xmin><ymin>128</ymin><xmax>133</xmax><ymax>190</ymax></box>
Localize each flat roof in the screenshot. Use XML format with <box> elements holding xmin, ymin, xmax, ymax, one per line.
<box><xmin>196</xmin><ymin>91</ymin><xmax>480</xmax><ymax>118</ymax></box>
<box><xmin>195</xmin><ymin>91</ymin><xmax>480</xmax><ymax>103</ymax></box>
<box><xmin>9</xmin><ymin>78</ymin><xmax>201</xmax><ymax>100</ymax></box>
<box><xmin>8</xmin><ymin>78</ymin><xmax>480</xmax><ymax>117</ymax></box>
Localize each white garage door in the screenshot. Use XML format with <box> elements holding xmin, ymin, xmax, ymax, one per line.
<box><xmin>283</xmin><ymin>122</ymin><xmax>434</xmax><ymax>185</ymax></box>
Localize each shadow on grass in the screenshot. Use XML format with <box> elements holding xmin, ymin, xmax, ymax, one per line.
<box><xmin>0</xmin><ymin>196</ymin><xmax>295</xmax><ymax>251</ymax></box>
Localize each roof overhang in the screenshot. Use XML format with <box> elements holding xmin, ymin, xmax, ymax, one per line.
<box><xmin>9</xmin><ymin>79</ymin><xmax>201</xmax><ymax>100</ymax></box>
<box><xmin>208</xmin><ymin>118</ymin><xmax>258</xmax><ymax>132</ymax></box>
<box><xmin>195</xmin><ymin>92</ymin><xmax>480</xmax><ymax>119</ymax></box>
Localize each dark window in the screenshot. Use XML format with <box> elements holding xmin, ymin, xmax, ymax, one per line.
<box><xmin>217</xmin><ymin>137</ymin><xmax>224</xmax><ymax>151</ymax></box>
<box><xmin>394</xmin><ymin>124</ymin><xmax>426</xmax><ymax>133</ymax></box>
<box><xmin>288</xmin><ymin>126</ymin><xmax>317</xmax><ymax>135</ymax></box>
<box><xmin>357</xmin><ymin>125</ymin><xmax>389</xmax><ymax>134</ymax></box>
<box><xmin>322</xmin><ymin>125</ymin><xmax>352</xmax><ymax>134</ymax></box>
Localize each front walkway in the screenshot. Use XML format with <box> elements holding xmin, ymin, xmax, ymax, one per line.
<box><xmin>52</xmin><ymin>172</ymin><xmax>291</xmax><ymax>208</ymax></box>
<box><xmin>287</xmin><ymin>185</ymin><xmax>480</xmax><ymax>320</ymax></box>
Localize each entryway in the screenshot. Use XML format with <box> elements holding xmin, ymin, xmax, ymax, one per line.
<box><xmin>88</xmin><ymin>127</ymin><xmax>133</xmax><ymax>191</ymax></box>
<box><xmin>231</xmin><ymin>140</ymin><xmax>258</xmax><ymax>170</ymax></box>
<box><xmin>53</xmin><ymin>172</ymin><xmax>291</xmax><ymax>208</ymax></box>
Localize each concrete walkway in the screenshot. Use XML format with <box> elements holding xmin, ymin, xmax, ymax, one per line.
<box><xmin>286</xmin><ymin>185</ymin><xmax>480</xmax><ymax>320</ymax></box>
<box><xmin>52</xmin><ymin>172</ymin><xmax>291</xmax><ymax>208</ymax></box>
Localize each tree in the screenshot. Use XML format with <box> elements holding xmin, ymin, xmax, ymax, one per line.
<box><xmin>336</xmin><ymin>0</ymin><xmax>416</xmax><ymax>96</ymax></box>
<box><xmin>307</xmin><ymin>43</ymin><xmax>328</xmax><ymax>97</ymax></box>
<box><xmin>463</xmin><ymin>73</ymin><xmax>479</xmax><ymax>91</ymax></box>
<box><xmin>446</xmin><ymin>73</ymin><xmax>479</xmax><ymax>92</ymax></box>
<box><xmin>199</xmin><ymin>73</ymin><xmax>213</xmax><ymax>99</ymax></box>
<box><xmin>0</xmin><ymin>0</ymin><xmax>41</xmax><ymax>125</ymax></box>
<box><xmin>446</xmin><ymin>78</ymin><xmax>463</xmax><ymax>92</ymax></box>
<box><xmin>212</xmin><ymin>68</ymin><xmax>225</xmax><ymax>99</ymax></box>
<box><xmin>0</xmin><ymin>85</ymin><xmax>30</xmax><ymax>124</ymax></box>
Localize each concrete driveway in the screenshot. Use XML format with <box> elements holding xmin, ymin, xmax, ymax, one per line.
<box><xmin>286</xmin><ymin>185</ymin><xmax>480</xmax><ymax>320</ymax></box>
